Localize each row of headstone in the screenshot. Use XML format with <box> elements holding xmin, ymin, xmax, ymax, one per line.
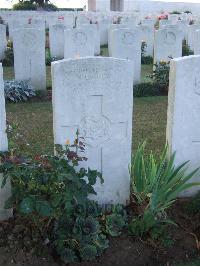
<box><xmin>1</xmin><ymin>53</ymin><xmax>200</xmax><ymax>220</ymax></box>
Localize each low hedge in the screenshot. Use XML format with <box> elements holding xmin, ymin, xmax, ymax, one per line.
<box><xmin>133</xmin><ymin>82</ymin><xmax>161</xmax><ymax>97</ymax></box>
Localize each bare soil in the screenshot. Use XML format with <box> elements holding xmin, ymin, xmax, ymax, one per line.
<box><xmin>0</xmin><ymin>199</ymin><xmax>199</xmax><ymax>266</ymax></box>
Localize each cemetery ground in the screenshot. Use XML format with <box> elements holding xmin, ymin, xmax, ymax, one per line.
<box><xmin>1</xmin><ymin>64</ymin><xmax>200</xmax><ymax>266</ymax></box>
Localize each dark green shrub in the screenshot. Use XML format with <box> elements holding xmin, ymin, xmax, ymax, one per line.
<box><xmin>133</xmin><ymin>82</ymin><xmax>160</xmax><ymax>97</ymax></box>
<box><xmin>170</xmin><ymin>11</ymin><xmax>181</xmax><ymax>14</ymax></box>
<box><xmin>141</xmin><ymin>42</ymin><xmax>153</xmax><ymax>65</ymax></box>
<box><xmin>0</xmin><ymin>132</ymin><xmax>126</xmax><ymax>263</ymax></box>
<box><xmin>150</xmin><ymin>61</ymin><xmax>170</xmax><ymax>94</ymax></box>
<box><xmin>13</xmin><ymin>1</ymin><xmax>37</xmax><ymax>10</ymax></box>
<box><xmin>46</xmin><ymin>48</ymin><xmax>62</xmax><ymax>66</ymax></box>
<box><xmin>42</xmin><ymin>2</ymin><xmax>57</xmax><ymax>11</ymax></box>
<box><xmin>13</xmin><ymin>1</ymin><xmax>57</xmax><ymax>11</ymax></box>
<box><xmin>182</xmin><ymin>40</ymin><xmax>194</xmax><ymax>56</ymax></box>
<box><xmin>2</xmin><ymin>40</ymin><xmax>14</xmax><ymax>67</ymax></box>
<box><xmin>141</xmin><ymin>56</ymin><xmax>153</xmax><ymax>65</ymax></box>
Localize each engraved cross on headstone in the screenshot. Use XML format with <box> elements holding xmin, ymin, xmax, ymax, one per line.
<box><xmin>61</xmin><ymin>94</ymin><xmax>128</xmax><ymax>176</ymax></box>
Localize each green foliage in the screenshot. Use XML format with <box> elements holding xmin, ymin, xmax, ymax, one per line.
<box><xmin>13</xmin><ymin>0</ymin><xmax>57</xmax><ymax>10</ymax></box>
<box><xmin>150</xmin><ymin>61</ymin><xmax>170</xmax><ymax>94</ymax></box>
<box><xmin>133</xmin><ymin>82</ymin><xmax>160</xmax><ymax>97</ymax></box>
<box><xmin>184</xmin><ymin>191</ymin><xmax>200</xmax><ymax>215</ymax></box>
<box><xmin>46</xmin><ymin>48</ymin><xmax>62</xmax><ymax>66</ymax></box>
<box><xmin>128</xmin><ymin>142</ymin><xmax>200</xmax><ymax>237</ymax></box>
<box><xmin>13</xmin><ymin>1</ymin><xmax>36</xmax><ymax>10</ymax></box>
<box><xmin>141</xmin><ymin>56</ymin><xmax>153</xmax><ymax>65</ymax></box>
<box><xmin>182</xmin><ymin>41</ymin><xmax>194</xmax><ymax>56</ymax></box>
<box><xmin>0</xmin><ymin>131</ymin><xmax>126</xmax><ymax>262</ymax></box>
<box><xmin>174</xmin><ymin>259</ymin><xmax>200</xmax><ymax>266</ymax></box>
<box><xmin>170</xmin><ymin>11</ymin><xmax>181</xmax><ymax>14</ymax></box>
<box><xmin>2</xmin><ymin>40</ymin><xmax>14</xmax><ymax>67</ymax></box>
<box><xmin>105</xmin><ymin>213</ymin><xmax>126</xmax><ymax>236</ymax></box>
<box><xmin>141</xmin><ymin>42</ymin><xmax>153</xmax><ymax>65</ymax></box>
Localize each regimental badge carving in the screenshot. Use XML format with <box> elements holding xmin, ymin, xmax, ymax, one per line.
<box><xmin>74</xmin><ymin>32</ymin><xmax>87</xmax><ymax>45</ymax></box>
<box><xmin>122</xmin><ymin>32</ymin><xmax>135</xmax><ymax>45</ymax></box>
<box><xmin>165</xmin><ymin>31</ymin><xmax>176</xmax><ymax>45</ymax></box>
<box><xmin>194</xmin><ymin>74</ymin><xmax>200</xmax><ymax>95</ymax></box>
<box><xmin>79</xmin><ymin>115</ymin><xmax>111</xmax><ymax>147</ymax></box>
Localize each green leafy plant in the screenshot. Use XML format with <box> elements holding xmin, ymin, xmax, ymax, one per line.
<box><xmin>182</xmin><ymin>40</ymin><xmax>194</xmax><ymax>56</ymax></box>
<box><xmin>141</xmin><ymin>42</ymin><xmax>153</xmax><ymax>65</ymax></box>
<box><xmin>13</xmin><ymin>0</ymin><xmax>37</xmax><ymax>10</ymax></box>
<box><xmin>2</xmin><ymin>40</ymin><xmax>14</xmax><ymax>67</ymax></box>
<box><xmin>150</xmin><ymin>61</ymin><xmax>170</xmax><ymax>94</ymax></box>
<box><xmin>128</xmin><ymin>142</ymin><xmax>200</xmax><ymax>237</ymax></box>
<box><xmin>133</xmin><ymin>82</ymin><xmax>160</xmax><ymax>97</ymax></box>
<box><xmin>13</xmin><ymin>0</ymin><xmax>57</xmax><ymax>10</ymax></box>
<box><xmin>0</xmin><ymin>130</ymin><xmax>126</xmax><ymax>262</ymax></box>
<box><xmin>4</xmin><ymin>80</ymin><xmax>36</xmax><ymax>102</ymax></box>
<box><xmin>45</xmin><ymin>48</ymin><xmax>62</xmax><ymax>66</ymax></box>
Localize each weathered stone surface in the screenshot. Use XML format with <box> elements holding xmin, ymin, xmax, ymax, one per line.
<box><xmin>0</xmin><ymin>63</ymin><xmax>12</xmax><ymax>221</ymax></box>
<box><xmin>154</xmin><ymin>28</ymin><xmax>182</xmax><ymax>63</ymax></box>
<box><xmin>0</xmin><ymin>25</ymin><xmax>7</xmax><ymax>61</ymax></box>
<box><xmin>166</xmin><ymin>55</ymin><xmax>200</xmax><ymax>196</ymax></box>
<box><xmin>13</xmin><ymin>28</ymin><xmax>46</xmax><ymax>91</ymax></box>
<box><xmin>52</xmin><ymin>57</ymin><xmax>134</xmax><ymax>205</ymax></box>
<box><xmin>77</xmin><ymin>24</ymin><xmax>100</xmax><ymax>55</ymax></box>
<box><xmin>64</xmin><ymin>28</ymin><xmax>95</xmax><ymax>59</ymax></box>
<box><xmin>110</xmin><ymin>28</ymin><xmax>141</xmax><ymax>84</ymax></box>
<box><xmin>49</xmin><ymin>24</ymin><xmax>65</xmax><ymax>59</ymax></box>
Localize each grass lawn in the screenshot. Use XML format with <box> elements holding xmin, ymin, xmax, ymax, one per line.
<box><xmin>3</xmin><ymin>59</ymin><xmax>160</xmax><ymax>157</ymax></box>
<box><xmin>6</xmin><ymin>96</ymin><xmax>167</xmax><ymax>156</ymax></box>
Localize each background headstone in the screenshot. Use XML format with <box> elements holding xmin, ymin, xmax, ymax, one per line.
<box><xmin>0</xmin><ymin>24</ymin><xmax>7</xmax><ymax>61</ymax></box>
<box><xmin>154</xmin><ymin>28</ymin><xmax>182</xmax><ymax>63</ymax></box>
<box><xmin>110</xmin><ymin>28</ymin><xmax>141</xmax><ymax>84</ymax></box>
<box><xmin>49</xmin><ymin>24</ymin><xmax>65</xmax><ymax>59</ymax></box>
<box><xmin>13</xmin><ymin>28</ymin><xmax>46</xmax><ymax>91</ymax></box>
<box><xmin>64</xmin><ymin>28</ymin><xmax>95</xmax><ymax>59</ymax></box>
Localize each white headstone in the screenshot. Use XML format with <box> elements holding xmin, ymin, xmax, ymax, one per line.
<box><xmin>108</xmin><ymin>24</ymin><xmax>131</xmax><ymax>56</ymax></box>
<box><xmin>110</xmin><ymin>28</ymin><xmax>141</xmax><ymax>84</ymax></box>
<box><xmin>64</xmin><ymin>29</ymin><xmax>95</xmax><ymax>59</ymax></box>
<box><xmin>159</xmin><ymin>19</ymin><xmax>171</xmax><ymax>28</ymax></box>
<box><xmin>52</xmin><ymin>57</ymin><xmax>134</xmax><ymax>205</ymax></box>
<box><xmin>99</xmin><ymin>18</ymin><xmax>111</xmax><ymax>45</ymax></box>
<box><xmin>154</xmin><ymin>28</ymin><xmax>182</xmax><ymax>63</ymax></box>
<box><xmin>49</xmin><ymin>24</ymin><xmax>65</xmax><ymax>59</ymax></box>
<box><xmin>0</xmin><ymin>63</ymin><xmax>12</xmax><ymax>220</ymax></box>
<box><xmin>193</xmin><ymin>30</ymin><xmax>200</xmax><ymax>55</ymax></box>
<box><xmin>76</xmin><ymin>14</ymin><xmax>91</xmax><ymax>26</ymax></box>
<box><xmin>0</xmin><ymin>24</ymin><xmax>7</xmax><ymax>61</ymax></box>
<box><xmin>13</xmin><ymin>28</ymin><xmax>46</xmax><ymax>91</ymax></box>
<box><xmin>141</xmin><ymin>24</ymin><xmax>154</xmax><ymax>56</ymax></box>
<box><xmin>77</xmin><ymin>24</ymin><xmax>100</xmax><ymax>56</ymax></box>
<box><xmin>166</xmin><ymin>55</ymin><xmax>200</xmax><ymax>196</ymax></box>
<box><xmin>187</xmin><ymin>24</ymin><xmax>200</xmax><ymax>51</ymax></box>
<box><xmin>168</xmin><ymin>14</ymin><xmax>179</xmax><ymax>24</ymax></box>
